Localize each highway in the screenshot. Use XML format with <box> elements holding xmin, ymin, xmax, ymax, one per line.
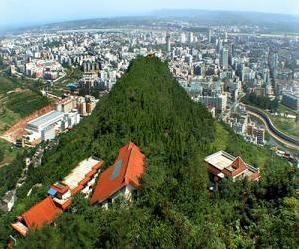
<box><xmin>245</xmin><ymin>104</ymin><xmax>299</xmax><ymax>150</ymax></box>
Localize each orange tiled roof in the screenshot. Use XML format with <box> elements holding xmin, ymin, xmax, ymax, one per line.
<box><xmin>249</xmin><ymin>171</ymin><xmax>260</xmax><ymax>181</ymax></box>
<box><xmin>92</xmin><ymin>162</ymin><xmax>102</xmax><ymax>171</ymax></box>
<box><xmin>222</xmin><ymin>157</ymin><xmax>248</xmax><ymax>177</ymax></box>
<box><xmin>53</xmin><ymin>198</ymin><xmax>72</xmax><ymax>210</ymax></box>
<box><xmin>71</xmin><ymin>185</ymin><xmax>84</xmax><ymax>195</ymax></box>
<box><xmin>79</xmin><ymin>176</ymin><xmax>90</xmax><ymax>186</ymax></box>
<box><xmin>90</xmin><ymin>142</ymin><xmax>145</xmax><ymax>205</ymax></box>
<box><xmin>231</xmin><ymin>157</ymin><xmax>246</xmax><ymax>169</ymax></box>
<box><xmin>51</xmin><ymin>182</ymin><xmax>69</xmax><ymax>195</ymax></box>
<box><xmin>22</xmin><ymin>196</ymin><xmax>62</xmax><ymax>229</ymax></box>
<box><xmin>86</xmin><ymin>169</ymin><xmax>98</xmax><ymax>178</ymax></box>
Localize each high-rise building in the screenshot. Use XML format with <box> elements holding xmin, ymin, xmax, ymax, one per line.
<box><xmin>208</xmin><ymin>29</ymin><xmax>212</xmax><ymax>43</ymax></box>
<box><xmin>189</xmin><ymin>32</ymin><xmax>194</xmax><ymax>43</ymax></box>
<box><xmin>181</xmin><ymin>33</ymin><xmax>187</xmax><ymax>44</ymax></box>
<box><xmin>263</xmin><ymin>68</ymin><xmax>270</xmax><ymax>83</ymax></box>
<box><xmin>217</xmin><ymin>39</ymin><xmax>223</xmax><ymax>53</ymax></box>
<box><xmin>253</xmin><ymin>127</ymin><xmax>265</xmax><ymax>145</ymax></box>
<box><xmin>10</xmin><ymin>65</ymin><xmax>16</xmax><ymax>75</ymax></box>
<box><xmin>220</xmin><ymin>48</ymin><xmax>229</xmax><ymax>70</ymax></box>
<box><xmin>282</xmin><ymin>93</ymin><xmax>299</xmax><ymax>111</ymax></box>
<box><xmin>166</xmin><ymin>33</ymin><xmax>171</xmax><ymax>53</ymax></box>
<box><xmin>196</xmin><ymin>93</ymin><xmax>227</xmax><ymax>113</ymax></box>
<box><xmin>247</xmin><ymin>123</ymin><xmax>265</xmax><ymax>145</ymax></box>
<box><xmin>231</xmin><ymin>44</ymin><xmax>236</xmax><ymax>58</ymax></box>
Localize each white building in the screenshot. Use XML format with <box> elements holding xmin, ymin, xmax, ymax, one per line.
<box><xmin>26</xmin><ymin>109</ymin><xmax>80</xmax><ymax>142</ymax></box>
<box><xmin>196</xmin><ymin>94</ymin><xmax>227</xmax><ymax>113</ymax></box>
<box><xmin>27</xmin><ymin>111</ymin><xmax>64</xmax><ymax>133</ymax></box>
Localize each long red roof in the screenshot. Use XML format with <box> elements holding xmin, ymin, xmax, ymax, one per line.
<box><xmin>22</xmin><ymin>196</ymin><xmax>62</xmax><ymax>229</ymax></box>
<box><xmin>90</xmin><ymin>142</ymin><xmax>145</xmax><ymax>205</ymax></box>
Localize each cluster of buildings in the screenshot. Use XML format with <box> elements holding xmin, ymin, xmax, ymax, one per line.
<box><xmin>22</xmin><ymin>59</ymin><xmax>64</xmax><ymax>80</ymax></box>
<box><xmin>11</xmin><ymin>142</ymin><xmax>145</xmax><ymax>236</ymax></box>
<box><xmin>11</xmin><ymin>156</ymin><xmax>104</xmax><ymax>236</ymax></box>
<box><xmin>225</xmin><ymin>104</ymin><xmax>266</xmax><ymax>145</ymax></box>
<box><xmin>163</xmin><ymin>30</ymin><xmax>297</xmax><ymax>150</ymax></box>
<box><xmin>1</xmin><ymin>24</ymin><xmax>298</xmax><ymax>117</ymax></box>
<box><xmin>0</xmin><ymin>23</ymin><xmax>297</xmax><ymax>240</ymax></box>
<box><xmin>24</xmin><ymin>95</ymin><xmax>98</xmax><ymax>144</ymax></box>
<box><xmin>10</xmin><ymin>141</ymin><xmax>261</xmax><ymax>237</ymax></box>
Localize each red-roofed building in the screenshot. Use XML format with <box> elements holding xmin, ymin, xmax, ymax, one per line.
<box><xmin>11</xmin><ymin>197</ymin><xmax>62</xmax><ymax>236</ymax></box>
<box><xmin>11</xmin><ymin>157</ymin><xmax>103</xmax><ymax>236</ymax></box>
<box><xmin>204</xmin><ymin>151</ymin><xmax>260</xmax><ymax>191</ymax></box>
<box><xmin>90</xmin><ymin>142</ymin><xmax>145</xmax><ymax>207</ymax></box>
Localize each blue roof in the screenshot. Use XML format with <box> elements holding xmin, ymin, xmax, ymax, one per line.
<box><xmin>48</xmin><ymin>188</ymin><xmax>57</xmax><ymax>196</ymax></box>
<box><xmin>67</xmin><ymin>83</ymin><xmax>78</xmax><ymax>89</ymax></box>
<box><xmin>111</xmin><ymin>160</ymin><xmax>123</xmax><ymax>180</ymax></box>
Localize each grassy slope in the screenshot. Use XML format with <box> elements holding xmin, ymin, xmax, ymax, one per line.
<box><xmin>0</xmin><ymin>76</ymin><xmax>19</xmax><ymax>94</ymax></box>
<box><xmin>0</xmin><ymin>76</ymin><xmax>49</xmax><ymax>194</ymax></box>
<box><xmin>0</xmin><ymin>140</ymin><xmax>21</xmax><ymax>167</ymax></box>
<box><xmin>211</xmin><ymin>122</ymin><xmax>275</xmax><ymax>170</ymax></box>
<box><xmin>266</xmin><ymin>107</ymin><xmax>299</xmax><ymax>139</ymax></box>
<box><xmin>0</xmin><ymin>77</ymin><xmax>50</xmax><ymax>134</ymax></box>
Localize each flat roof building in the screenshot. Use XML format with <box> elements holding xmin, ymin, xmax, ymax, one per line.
<box><xmin>204</xmin><ymin>151</ymin><xmax>260</xmax><ymax>190</ymax></box>
<box><xmin>62</xmin><ymin>157</ymin><xmax>102</xmax><ymax>195</ymax></box>
<box><xmin>12</xmin><ymin>157</ymin><xmax>103</xmax><ymax>236</ymax></box>
<box><xmin>27</xmin><ymin>111</ymin><xmax>64</xmax><ymax>133</ymax></box>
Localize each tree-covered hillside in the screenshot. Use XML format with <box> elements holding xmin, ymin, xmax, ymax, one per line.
<box><xmin>0</xmin><ymin>57</ymin><xmax>297</xmax><ymax>248</ymax></box>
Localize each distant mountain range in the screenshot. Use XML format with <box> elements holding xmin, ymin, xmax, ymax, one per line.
<box><xmin>149</xmin><ymin>9</ymin><xmax>299</xmax><ymax>32</ymax></box>
<box><xmin>2</xmin><ymin>9</ymin><xmax>299</xmax><ymax>35</ymax></box>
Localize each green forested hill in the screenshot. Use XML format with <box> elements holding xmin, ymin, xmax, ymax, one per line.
<box><xmin>0</xmin><ymin>57</ymin><xmax>297</xmax><ymax>248</ymax></box>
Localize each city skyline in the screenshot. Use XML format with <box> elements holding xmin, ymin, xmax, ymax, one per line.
<box><xmin>1</xmin><ymin>0</ymin><xmax>299</xmax><ymax>29</ymax></box>
<box><xmin>0</xmin><ymin>1</ymin><xmax>298</xmax><ymax>246</ymax></box>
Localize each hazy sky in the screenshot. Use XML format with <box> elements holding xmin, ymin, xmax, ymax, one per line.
<box><xmin>1</xmin><ymin>0</ymin><xmax>299</xmax><ymax>28</ymax></box>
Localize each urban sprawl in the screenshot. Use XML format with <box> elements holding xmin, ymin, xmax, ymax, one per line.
<box><xmin>0</xmin><ymin>22</ymin><xmax>298</xmax><ymax>215</ymax></box>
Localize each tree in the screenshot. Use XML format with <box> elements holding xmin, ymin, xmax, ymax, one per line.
<box><xmin>0</xmin><ymin>149</ymin><xmax>4</xmax><ymax>163</ymax></box>
<box><xmin>1</xmin><ymin>57</ymin><xmax>297</xmax><ymax>248</ymax></box>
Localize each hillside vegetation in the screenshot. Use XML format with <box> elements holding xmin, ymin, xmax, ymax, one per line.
<box><xmin>0</xmin><ymin>57</ymin><xmax>297</xmax><ymax>249</ymax></box>
<box><xmin>0</xmin><ymin>76</ymin><xmax>50</xmax><ymax>133</ymax></box>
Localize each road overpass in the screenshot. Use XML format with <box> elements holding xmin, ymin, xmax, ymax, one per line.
<box><xmin>245</xmin><ymin>105</ymin><xmax>299</xmax><ymax>151</ymax></box>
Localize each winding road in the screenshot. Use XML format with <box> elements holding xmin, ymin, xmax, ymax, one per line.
<box><xmin>245</xmin><ymin>104</ymin><xmax>299</xmax><ymax>150</ymax></box>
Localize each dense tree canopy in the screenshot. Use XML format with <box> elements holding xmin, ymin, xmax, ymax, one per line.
<box><xmin>243</xmin><ymin>93</ymin><xmax>279</xmax><ymax>112</ymax></box>
<box><xmin>0</xmin><ymin>149</ymin><xmax>3</xmax><ymax>163</ymax></box>
<box><xmin>0</xmin><ymin>57</ymin><xmax>297</xmax><ymax>248</ymax></box>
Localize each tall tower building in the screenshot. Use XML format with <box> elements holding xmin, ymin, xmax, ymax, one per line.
<box><xmin>231</xmin><ymin>44</ymin><xmax>236</xmax><ymax>57</ymax></box>
<box><xmin>181</xmin><ymin>33</ymin><xmax>187</xmax><ymax>44</ymax></box>
<box><xmin>166</xmin><ymin>33</ymin><xmax>171</xmax><ymax>53</ymax></box>
<box><xmin>189</xmin><ymin>32</ymin><xmax>194</xmax><ymax>43</ymax></box>
<box><xmin>220</xmin><ymin>48</ymin><xmax>229</xmax><ymax>70</ymax></box>
<box><xmin>263</xmin><ymin>68</ymin><xmax>270</xmax><ymax>83</ymax></box>
<box><xmin>208</xmin><ymin>29</ymin><xmax>212</xmax><ymax>43</ymax></box>
<box><xmin>217</xmin><ymin>39</ymin><xmax>223</xmax><ymax>53</ymax></box>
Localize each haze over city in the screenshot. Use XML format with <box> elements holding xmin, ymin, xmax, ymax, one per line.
<box><xmin>0</xmin><ymin>0</ymin><xmax>298</xmax><ymax>248</ymax></box>
<box><xmin>1</xmin><ymin>0</ymin><xmax>299</xmax><ymax>29</ymax></box>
